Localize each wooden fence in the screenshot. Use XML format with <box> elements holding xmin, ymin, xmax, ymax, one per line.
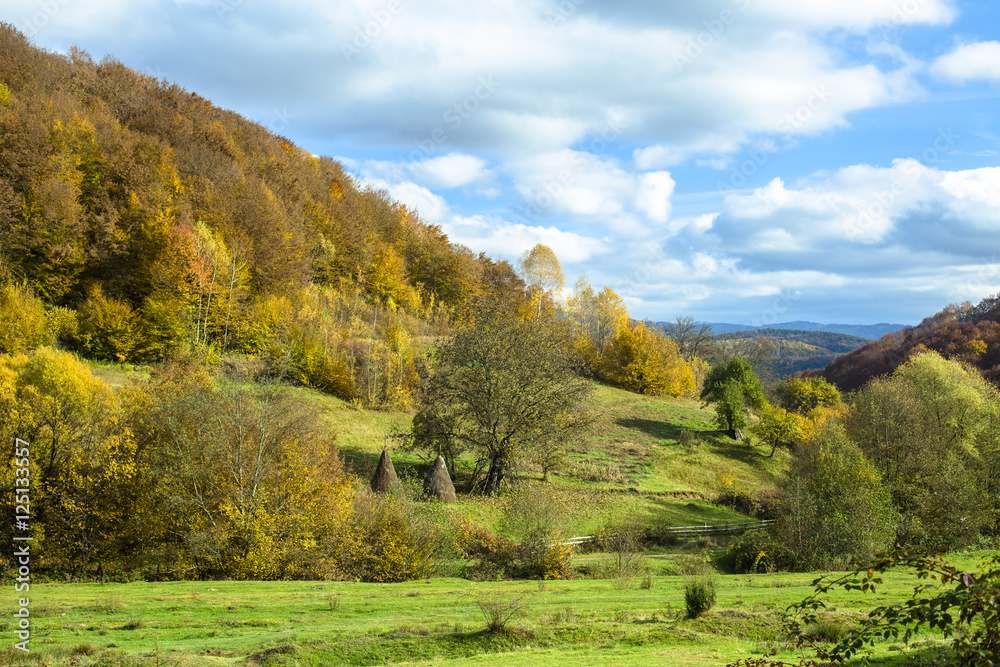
<box><xmin>557</xmin><ymin>520</ymin><xmax>774</xmax><ymax>547</ymax></box>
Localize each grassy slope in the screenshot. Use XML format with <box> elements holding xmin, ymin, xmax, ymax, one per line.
<box><xmin>16</xmin><ymin>363</ymin><xmax>873</xmax><ymax>667</ymax></box>
<box><xmin>315</xmin><ymin>378</ymin><xmax>786</xmax><ymax>537</ymax></box>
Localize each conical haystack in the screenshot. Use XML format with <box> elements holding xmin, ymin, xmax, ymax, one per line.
<box><xmin>370</xmin><ymin>447</ymin><xmax>399</xmax><ymax>493</ymax></box>
<box><xmin>423</xmin><ymin>456</ymin><xmax>457</xmax><ymax>502</ymax></box>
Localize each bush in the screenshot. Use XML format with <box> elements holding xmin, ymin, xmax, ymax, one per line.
<box><xmin>473</xmin><ymin>586</ymin><xmax>528</xmax><ymax>633</ymax></box>
<box><xmin>684</xmin><ymin>578</ymin><xmax>716</xmax><ymax>618</ymax></box>
<box><xmin>716</xmin><ymin>489</ymin><xmax>783</xmax><ymax>521</ymax></box>
<box><xmin>335</xmin><ymin>488</ymin><xmax>440</xmax><ymax>582</ymax></box>
<box><xmin>678</xmin><ymin>429</ymin><xmax>699</xmax><ymax>451</ymax></box>
<box><xmin>0</xmin><ymin>282</ymin><xmax>51</xmax><ymax>353</ymax></box>
<box><xmin>456</xmin><ymin>520</ymin><xmax>519</xmax><ymax>580</ymax></box>
<box><xmin>75</xmin><ymin>286</ymin><xmax>140</xmax><ymax>362</ymax></box>
<box><xmin>720</xmin><ymin>531</ymin><xmax>794</xmax><ymax>574</ymax></box>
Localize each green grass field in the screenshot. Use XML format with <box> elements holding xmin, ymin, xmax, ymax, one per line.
<box><xmin>2</xmin><ymin>364</ymin><xmax>976</xmax><ymax>666</ymax></box>
<box><xmin>5</xmin><ymin>558</ymin><xmax>981</xmax><ymax>666</ymax></box>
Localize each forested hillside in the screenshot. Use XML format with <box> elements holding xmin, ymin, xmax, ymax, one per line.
<box><xmin>0</xmin><ymin>23</ymin><xmax>551</xmax><ymax>411</ymax></box>
<box><xmin>715</xmin><ymin>328</ymin><xmax>869</xmax><ymax>377</ymax></box>
<box><xmin>815</xmin><ymin>296</ymin><xmax>1000</xmax><ymax>391</ymax></box>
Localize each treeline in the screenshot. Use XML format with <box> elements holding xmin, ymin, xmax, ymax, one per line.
<box><xmin>729</xmin><ymin>350</ymin><xmax>1000</xmax><ymax>573</ymax></box>
<box><xmin>817</xmin><ymin>295</ymin><xmax>1000</xmax><ymax>391</ymax></box>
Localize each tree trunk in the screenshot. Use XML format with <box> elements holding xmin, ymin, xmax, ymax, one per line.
<box><xmin>482</xmin><ymin>452</ymin><xmax>507</xmax><ymax>495</ymax></box>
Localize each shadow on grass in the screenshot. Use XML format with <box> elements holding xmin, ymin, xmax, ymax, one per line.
<box><xmin>703</xmin><ymin>433</ymin><xmax>769</xmax><ymax>468</ymax></box>
<box><xmin>339</xmin><ymin>446</ymin><xmax>431</xmax><ymax>482</ymax></box>
<box><xmin>637</xmin><ymin>496</ymin><xmax>740</xmax><ymax>527</ymax></box>
<box><xmin>614</xmin><ymin>417</ymin><xmax>685</xmax><ymax>441</ymax></box>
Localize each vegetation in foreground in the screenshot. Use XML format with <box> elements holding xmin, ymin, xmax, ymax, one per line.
<box><xmin>2</xmin><ymin>547</ymin><xmax>995</xmax><ymax>667</ymax></box>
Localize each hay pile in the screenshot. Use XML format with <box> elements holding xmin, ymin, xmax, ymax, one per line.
<box><xmin>370</xmin><ymin>447</ymin><xmax>399</xmax><ymax>493</ymax></box>
<box><xmin>423</xmin><ymin>455</ymin><xmax>456</xmax><ymax>502</ymax></box>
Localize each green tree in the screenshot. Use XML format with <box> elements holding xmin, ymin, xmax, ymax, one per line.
<box><xmin>778</xmin><ymin>420</ymin><xmax>898</xmax><ymax>570</ymax></box>
<box><xmin>700</xmin><ymin>357</ymin><xmax>765</xmax><ymax>439</ymax></box>
<box><xmin>413</xmin><ymin>298</ymin><xmax>591</xmax><ymax>495</ymax></box>
<box><xmin>845</xmin><ymin>351</ymin><xmax>999</xmax><ymax>549</ymax></box>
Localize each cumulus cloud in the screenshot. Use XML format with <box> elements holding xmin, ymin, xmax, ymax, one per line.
<box><xmin>635</xmin><ymin>172</ymin><xmax>676</xmax><ymax>223</ymax></box>
<box><xmin>11</xmin><ymin>0</ymin><xmax>992</xmax><ymax>325</ymax></box>
<box><xmin>931</xmin><ymin>41</ymin><xmax>1000</xmax><ymax>82</ymax></box>
<box><xmin>407</xmin><ymin>154</ymin><xmax>489</xmax><ymax>189</ymax></box>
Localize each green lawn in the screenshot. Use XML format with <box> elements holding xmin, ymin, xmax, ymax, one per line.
<box><xmin>5</xmin><ymin>558</ymin><xmax>977</xmax><ymax>666</ymax></box>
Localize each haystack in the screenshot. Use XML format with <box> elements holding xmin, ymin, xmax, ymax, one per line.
<box><xmin>370</xmin><ymin>447</ymin><xmax>399</xmax><ymax>493</ymax></box>
<box><xmin>423</xmin><ymin>456</ymin><xmax>457</xmax><ymax>502</ymax></box>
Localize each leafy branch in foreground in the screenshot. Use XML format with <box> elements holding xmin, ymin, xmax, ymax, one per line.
<box><xmin>729</xmin><ymin>548</ymin><xmax>1000</xmax><ymax>667</ymax></box>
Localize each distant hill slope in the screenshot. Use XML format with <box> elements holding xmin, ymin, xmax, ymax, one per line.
<box><xmin>706</xmin><ymin>321</ymin><xmax>906</xmax><ymax>340</ymax></box>
<box><xmin>716</xmin><ymin>328</ymin><xmax>870</xmax><ymax>378</ymax></box>
<box><xmin>815</xmin><ymin>297</ymin><xmax>1000</xmax><ymax>391</ymax></box>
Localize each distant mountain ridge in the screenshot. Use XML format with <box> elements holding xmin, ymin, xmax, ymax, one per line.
<box><xmin>704</xmin><ymin>321</ymin><xmax>905</xmax><ymax>340</ymax></box>
<box><xmin>711</xmin><ymin>327</ymin><xmax>872</xmax><ymax>378</ymax></box>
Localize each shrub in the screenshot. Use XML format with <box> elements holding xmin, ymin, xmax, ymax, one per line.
<box><xmin>0</xmin><ymin>282</ymin><xmax>51</xmax><ymax>353</ymax></box>
<box><xmin>335</xmin><ymin>488</ymin><xmax>440</xmax><ymax>582</ymax></box>
<box><xmin>684</xmin><ymin>578</ymin><xmax>716</xmax><ymax>618</ymax></box>
<box><xmin>473</xmin><ymin>586</ymin><xmax>528</xmax><ymax>634</ymax></box>
<box><xmin>678</xmin><ymin>429</ymin><xmax>699</xmax><ymax>450</ymax></box>
<box><xmin>716</xmin><ymin>489</ymin><xmax>783</xmax><ymax>521</ymax></box>
<box><xmin>720</xmin><ymin>531</ymin><xmax>794</xmax><ymax>574</ymax></box>
<box><xmin>541</xmin><ymin>541</ymin><xmax>575</xmax><ymax>580</ymax></box>
<box><xmin>456</xmin><ymin>520</ymin><xmax>519</xmax><ymax>580</ymax></box>
<box><xmin>75</xmin><ymin>285</ymin><xmax>140</xmax><ymax>362</ymax></box>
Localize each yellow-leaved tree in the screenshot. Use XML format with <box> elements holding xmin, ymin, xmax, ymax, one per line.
<box><xmin>600</xmin><ymin>320</ymin><xmax>696</xmax><ymax>397</ymax></box>
<box><xmin>518</xmin><ymin>243</ymin><xmax>565</xmax><ymax>319</ymax></box>
<box><xmin>565</xmin><ymin>277</ymin><xmax>629</xmax><ymax>369</ymax></box>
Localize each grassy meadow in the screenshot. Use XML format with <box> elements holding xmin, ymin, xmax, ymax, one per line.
<box><xmin>2</xmin><ymin>366</ymin><xmax>980</xmax><ymax>666</ymax></box>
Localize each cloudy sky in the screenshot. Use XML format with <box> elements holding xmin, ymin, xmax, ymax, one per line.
<box><xmin>8</xmin><ymin>0</ymin><xmax>1000</xmax><ymax>325</ymax></box>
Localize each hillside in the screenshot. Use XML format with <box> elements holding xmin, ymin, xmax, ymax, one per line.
<box><xmin>0</xmin><ymin>24</ymin><xmax>517</xmax><ymax>353</ymax></box>
<box><xmin>814</xmin><ymin>296</ymin><xmax>1000</xmax><ymax>391</ymax></box>
<box><xmin>705</xmin><ymin>321</ymin><xmax>905</xmax><ymax>340</ymax></box>
<box><xmin>713</xmin><ymin>328</ymin><xmax>870</xmax><ymax>377</ymax></box>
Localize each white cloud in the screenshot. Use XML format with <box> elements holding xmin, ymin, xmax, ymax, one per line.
<box><xmin>442</xmin><ymin>216</ymin><xmax>609</xmax><ymax>265</ymax></box>
<box><xmin>407</xmin><ymin>153</ymin><xmax>488</xmax><ymax>189</ymax></box>
<box><xmin>931</xmin><ymin>41</ymin><xmax>1000</xmax><ymax>82</ymax></box>
<box><xmin>635</xmin><ymin>172</ymin><xmax>676</xmax><ymax>223</ymax></box>
<box><xmin>751</xmin><ymin>0</ymin><xmax>956</xmax><ymax>31</ymax></box>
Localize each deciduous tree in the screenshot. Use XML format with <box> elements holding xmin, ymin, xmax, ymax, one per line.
<box><xmin>413</xmin><ymin>298</ymin><xmax>591</xmax><ymax>495</ymax></box>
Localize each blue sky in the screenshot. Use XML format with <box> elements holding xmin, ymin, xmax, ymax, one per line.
<box><xmin>7</xmin><ymin>0</ymin><xmax>1000</xmax><ymax>325</ymax></box>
